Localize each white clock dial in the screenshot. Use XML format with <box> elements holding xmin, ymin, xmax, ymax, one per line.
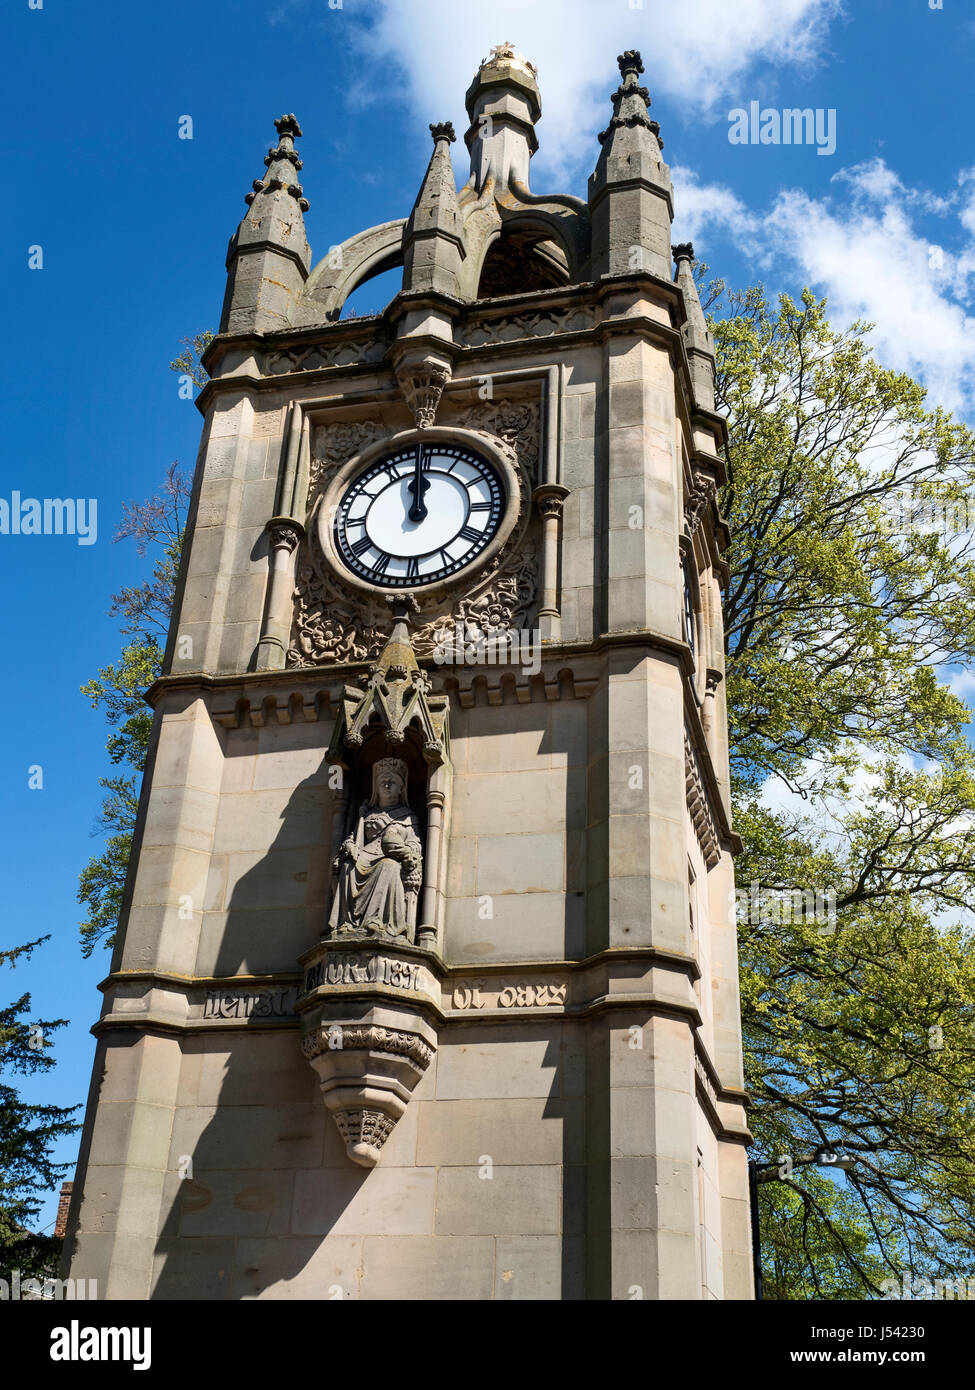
<box><xmin>334</xmin><ymin>443</ymin><xmax>505</xmax><ymax>588</ymax></box>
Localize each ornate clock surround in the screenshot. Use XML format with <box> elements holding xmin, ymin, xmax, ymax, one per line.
<box><xmin>317</xmin><ymin>426</ymin><xmax>525</xmax><ymax>603</ymax></box>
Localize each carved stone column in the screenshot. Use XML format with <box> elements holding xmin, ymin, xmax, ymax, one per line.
<box><xmin>702</xmin><ymin>667</ymin><xmax>723</xmax><ymax>742</ymax></box>
<box><xmin>533</xmin><ymin>483</ymin><xmax>570</xmax><ymax>642</ymax></box>
<box><xmin>255</xmin><ymin>519</ymin><xmax>303</xmax><ymax>670</ymax></box>
<box><xmin>418</xmin><ymin>784</ymin><xmax>447</xmax><ymax>950</ymax></box>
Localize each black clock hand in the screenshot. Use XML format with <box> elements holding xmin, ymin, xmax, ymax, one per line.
<box><xmin>407</xmin><ymin>443</ymin><xmax>429</xmax><ymax>523</ymax></box>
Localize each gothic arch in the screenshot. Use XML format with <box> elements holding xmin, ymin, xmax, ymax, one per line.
<box><xmin>298</xmin><ymin>218</ymin><xmax>406</xmax><ymax>323</ymax></box>
<box><xmin>464</xmin><ymin>199</ymin><xmax>590</xmax><ymax>300</ymax></box>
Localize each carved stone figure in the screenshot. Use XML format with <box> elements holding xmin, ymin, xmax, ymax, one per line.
<box><xmin>328</xmin><ymin>757</ymin><xmax>423</xmax><ymax>942</ymax></box>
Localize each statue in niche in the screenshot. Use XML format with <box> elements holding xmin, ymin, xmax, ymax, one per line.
<box><xmin>329</xmin><ymin>757</ymin><xmax>423</xmax><ymax>943</ymax></box>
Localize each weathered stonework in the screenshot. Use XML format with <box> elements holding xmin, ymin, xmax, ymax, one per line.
<box><xmin>65</xmin><ymin>44</ymin><xmax>751</xmax><ymax>1302</ymax></box>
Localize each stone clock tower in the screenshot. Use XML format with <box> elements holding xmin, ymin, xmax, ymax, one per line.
<box><xmin>64</xmin><ymin>45</ymin><xmax>752</xmax><ymax>1300</ymax></box>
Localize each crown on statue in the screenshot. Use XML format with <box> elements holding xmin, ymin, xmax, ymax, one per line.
<box><xmin>373</xmin><ymin>757</ymin><xmax>408</xmax><ymax>785</ymax></box>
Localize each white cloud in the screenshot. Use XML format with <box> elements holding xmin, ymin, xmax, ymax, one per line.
<box><xmin>672</xmin><ymin>158</ymin><xmax>975</xmax><ymax>415</ymax></box>
<box><xmin>671</xmin><ymin>164</ymin><xmax>759</xmax><ymax>248</ymax></box>
<box><xmin>347</xmin><ymin>0</ymin><xmax>842</xmax><ymax>184</ymax></box>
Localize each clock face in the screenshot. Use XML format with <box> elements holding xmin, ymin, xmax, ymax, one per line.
<box><xmin>333</xmin><ymin>442</ymin><xmax>505</xmax><ymax>588</ymax></box>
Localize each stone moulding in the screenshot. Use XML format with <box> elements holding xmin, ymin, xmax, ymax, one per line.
<box><xmin>447</xmin><ymin>667</ymin><xmax>598</xmax><ymax>707</ymax></box>
<box><xmin>460</xmin><ymin>304</ymin><xmax>596</xmax><ymax>347</ymax></box>
<box><xmin>266</xmin><ymin>335</ymin><xmax>388</xmax><ymax>375</ymax></box>
<box><xmin>301</xmin><ymin>1023</ymin><xmax>435</xmax><ymax>1069</ymax></box>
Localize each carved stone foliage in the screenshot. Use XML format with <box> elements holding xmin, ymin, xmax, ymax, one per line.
<box><xmin>685</xmin><ymin>469</ymin><xmax>717</xmax><ymax>537</ymax></box>
<box><xmin>301</xmin><ymin>1023</ymin><xmax>434</xmax><ymax>1070</ymax></box>
<box><xmin>287</xmin><ymin>404</ymin><xmax>540</xmax><ymax>669</ymax></box>
<box><xmin>685</xmin><ymin>730</ymin><xmax>721</xmax><ymax>870</ymax></box>
<box><xmin>396</xmin><ymin>359</ymin><xmax>451</xmax><ymax>429</ymax></box>
<box><xmin>267</xmin><ymin>337</ymin><xmax>387</xmax><ymax>376</ymax></box>
<box><xmin>462</xmin><ymin>305</ymin><xmax>594</xmax><ymax>347</ymax></box>
<box><xmin>457</xmin><ymin>400</ymin><xmax>540</xmax><ymax>481</ymax></box>
<box><xmin>308</xmin><ymin>420</ymin><xmax>387</xmax><ymax>502</ymax></box>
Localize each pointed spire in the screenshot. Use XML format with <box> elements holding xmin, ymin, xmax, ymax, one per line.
<box><xmin>673</xmin><ymin>243</ymin><xmax>716</xmax><ymax>411</ymax></box>
<box><xmin>597</xmin><ymin>51</ymin><xmax>655</xmax><ymax>146</ymax></box>
<box><xmin>463</xmin><ymin>42</ymin><xmax>541</xmax><ymax>195</ymax></box>
<box><xmin>402</xmin><ymin>122</ymin><xmax>465</xmax><ymax>297</ymax></box>
<box><xmin>247</xmin><ymin>113</ymin><xmax>310</xmax><ymax>212</ymax></box>
<box><xmin>589</xmin><ymin>50</ymin><xmax>673</xmax><ymax>280</ymax></box>
<box><xmin>220</xmin><ymin>114</ymin><xmax>312</xmax><ymax>334</ymax></box>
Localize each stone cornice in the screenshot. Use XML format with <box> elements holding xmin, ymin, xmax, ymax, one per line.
<box><xmin>199</xmin><ymin>273</ymin><xmax>688</xmax><ymax>392</ymax></box>
<box><xmin>224</xmin><ymin>236</ymin><xmax>311</xmax><ymax>279</ymax></box>
<box><xmin>147</xmin><ymin>629</ymin><xmax>703</xmax><ymax>710</ymax></box>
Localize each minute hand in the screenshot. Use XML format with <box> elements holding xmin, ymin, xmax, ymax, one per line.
<box><xmin>407</xmin><ymin>444</ymin><xmax>430</xmax><ymax>523</ymax></box>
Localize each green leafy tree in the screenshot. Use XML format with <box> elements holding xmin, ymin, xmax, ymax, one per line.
<box><xmin>77</xmin><ymin>464</ymin><xmax>191</xmax><ymax>956</ymax></box>
<box><xmin>77</xmin><ymin>336</ymin><xmax>205</xmax><ymax>956</ymax></box>
<box><xmin>0</xmin><ymin>938</ymin><xmax>79</xmax><ymax>1277</ymax></box>
<box><xmin>169</xmin><ymin>331</ymin><xmax>213</xmax><ymax>390</ymax></box>
<box><xmin>715</xmin><ymin>284</ymin><xmax>975</xmax><ymax>1296</ymax></box>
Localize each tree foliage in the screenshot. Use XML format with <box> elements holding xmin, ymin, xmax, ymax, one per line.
<box><xmin>716</xmin><ymin>284</ymin><xmax>975</xmax><ymax>1296</ymax></box>
<box><xmin>77</xmin><ymin>337</ymin><xmax>202</xmax><ymax>957</ymax></box>
<box><xmin>0</xmin><ymin>938</ymin><xmax>79</xmax><ymax>1276</ymax></box>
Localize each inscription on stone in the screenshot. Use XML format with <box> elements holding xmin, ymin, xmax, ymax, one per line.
<box><xmin>203</xmin><ymin>986</ymin><xmax>298</xmax><ymax>1020</ymax></box>
<box><xmin>303</xmin><ymin>953</ymin><xmax>421</xmax><ymax>994</ymax></box>
<box><xmin>452</xmin><ymin>980</ymin><xmax>567</xmax><ymax>1010</ymax></box>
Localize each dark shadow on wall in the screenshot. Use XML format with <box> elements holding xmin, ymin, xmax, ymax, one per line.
<box><xmin>151</xmin><ymin>679</ymin><xmax>593</xmax><ymax>1299</ymax></box>
<box><xmin>152</xmin><ymin>753</ymin><xmax>366</xmax><ymax>1299</ymax></box>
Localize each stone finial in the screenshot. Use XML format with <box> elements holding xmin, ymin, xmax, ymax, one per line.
<box><xmin>486</xmin><ymin>40</ymin><xmax>538</xmax><ymax>76</ymax></box>
<box><xmin>597</xmin><ymin>51</ymin><xmax>654</xmax><ymax>145</ymax></box>
<box><xmin>430</xmin><ymin>121</ymin><xmax>456</xmax><ymax>144</ymax></box>
<box><xmin>465</xmin><ymin>42</ymin><xmax>541</xmax><ymax>194</ymax></box>
<box><xmin>673</xmin><ymin>242</ymin><xmax>695</xmax><ymax>262</ymax></box>
<box><xmin>224</xmin><ymin>111</ymin><xmax>312</xmax><ymax>333</ymax></box>
<box><xmin>245</xmin><ymin>113</ymin><xmax>310</xmax><ymax>210</ymax></box>
<box><xmin>274</xmin><ymin>113</ymin><xmax>303</xmax><ymax>139</ymax></box>
<box><xmin>326</xmin><ymin>592</ymin><xmax>449</xmax><ymax>766</ymax></box>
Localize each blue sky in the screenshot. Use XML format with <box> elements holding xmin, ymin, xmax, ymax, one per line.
<box><xmin>3</xmin><ymin>0</ymin><xmax>974</xmax><ymax>1234</ymax></box>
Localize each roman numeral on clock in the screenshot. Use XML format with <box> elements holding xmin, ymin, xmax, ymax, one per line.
<box><xmin>372</xmin><ymin>553</ymin><xmax>390</xmax><ymax>576</ymax></box>
<box><xmin>459</xmin><ymin>525</ymin><xmax>482</xmax><ymax>542</ymax></box>
<box><xmin>351</xmin><ymin>536</ymin><xmax>372</xmax><ymax>556</ymax></box>
<box><xmin>406</xmin><ymin>557</ymin><xmax>419</xmax><ymax>579</ymax></box>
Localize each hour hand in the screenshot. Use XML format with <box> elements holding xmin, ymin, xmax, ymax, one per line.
<box><xmin>407</xmin><ymin>445</ymin><xmax>429</xmax><ymax>523</ymax></box>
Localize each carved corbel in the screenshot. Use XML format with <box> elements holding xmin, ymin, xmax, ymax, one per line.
<box><xmin>685</xmin><ymin>470</ymin><xmax>717</xmax><ymax>537</ymax></box>
<box><xmin>394</xmin><ymin>355</ymin><xmax>453</xmax><ymax>429</ymax></box>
